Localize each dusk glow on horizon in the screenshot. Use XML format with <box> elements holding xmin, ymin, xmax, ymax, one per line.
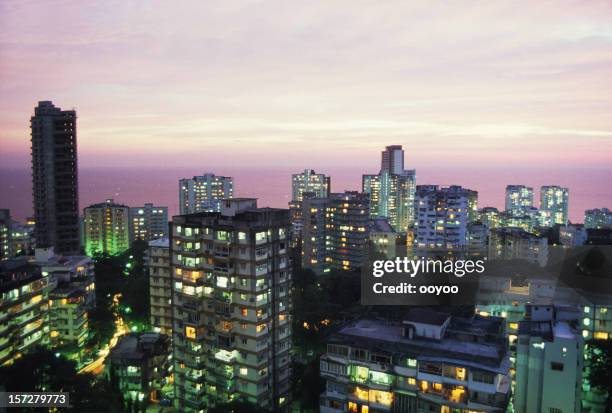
<box><xmin>1</xmin><ymin>1</ymin><xmax>612</xmax><ymax>221</ymax></box>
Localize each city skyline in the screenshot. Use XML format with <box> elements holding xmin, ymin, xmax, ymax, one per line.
<box><xmin>1</xmin><ymin>1</ymin><xmax>612</xmax><ymax>171</ymax></box>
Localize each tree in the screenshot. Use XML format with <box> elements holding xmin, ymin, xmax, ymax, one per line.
<box><xmin>0</xmin><ymin>348</ymin><xmax>124</xmax><ymax>412</ymax></box>
<box><xmin>586</xmin><ymin>340</ymin><xmax>612</xmax><ymax>412</ymax></box>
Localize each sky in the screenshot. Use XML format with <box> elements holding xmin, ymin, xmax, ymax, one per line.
<box><xmin>0</xmin><ymin>1</ymin><xmax>611</xmax><ymax>220</ymax></box>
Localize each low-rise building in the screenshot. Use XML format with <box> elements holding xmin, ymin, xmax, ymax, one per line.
<box><xmin>106</xmin><ymin>333</ymin><xmax>172</xmax><ymax>409</ymax></box>
<box><xmin>369</xmin><ymin>218</ymin><xmax>400</xmax><ymax>259</ymax></box>
<box><xmin>320</xmin><ymin>309</ymin><xmax>511</xmax><ymax>413</ymax></box>
<box><xmin>488</xmin><ymin>228</ymin><xmax>548</xmax><ymax>267</ymax></box>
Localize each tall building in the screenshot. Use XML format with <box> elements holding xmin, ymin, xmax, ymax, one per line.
<box><xmin>30</xmin><ymin>101</ymin><xmax>80</xmax><ymax>255</ymax></box>
<box><xmin>0</xmin><ymin>259</ymin><xmax>50</xmax><ymax>366</ymax></box>
<box><xmin>0</xmin><ymin>209</ymin><xmax>11</xmax><ymax>260</ymax></box>
<box><xmin>291</xmin><ymin>169</ymin><xmax>330</xmax><ymax>202</ymax></box>
<box><xmin>301</xmin><ymin>196</ymin><xmax>329</xmax><ymax>273</ymax></box>
<box><xmin>9</xmin><ymin>218</ymin><xmax>35</xmax><ymax>257</ymax></box>
<box><xmin>539</xmin><ymin>186</ymin><xmax>569</xmax><ymax>226</ymax></box>
<box><xmin>479</xmin><ymin>207</ymin><xmax>502</xmax><ymax>229</ymax></box>
<box><xmin>363</xmin><ymin>145</ymin><xmax>416</xmax><ymax>233</ymax></box>
<box><xmin>171</xmin><ymin>199</ymin><xmax>292</xmax><ymax>412</ymax></box>
<box><xmin>320</xmin><ymin>309</ymin><xmax>511</xmax><ymax>413</ymax></box>
<box><xmin>301</xmin><ymin>192</ymin><xmax>370</xmax><ymax>273</ymax></box>
<box><xmin>584</xmin><ymin>208</ymin><xmax>612</xmax><ymax>229</ymax></box>
<box><xmin>414</xmin><ymin>185</ymin><xmax>478</xmax><ymax>250</ymax></box>
<box><xmin>179</xmin><ymin>173</ymin><xmax>233</xmax><ymax>214</ymax></box>
<box><xmin>325</xmin><ymin>192</ymin><xmax>370</xmax><ymax>271</ymax></box>
<box><xmin>488</xmin><ymin>228</ymin><xmax>548</xmax><ymax>267</ymax></box>
<box><xmin>504</xmin><ymin>185</ymin><xmax>534</xmax><ymax>216</ymax></box>
<box><xmin>83</xmin><ymin>199</ymin><xmax>130</xmax><ymax>256</ymax></box>
<box><xmin>289</xmin><ymin>170</ymin><xmax>330</xmax><ymax>243</ymax></box>
<box><xmin>515</xmin><ymin>314</ymin><xmax>583</xmax><ymax>413</ymax></box>
<box><xmin>129</xmin><ymin>203</ymin><xmax>169</xmax><ymax>242</ymax></box>
<box><xmin>148</xmin><ymin>238</ymin><xmax>172</xmax><ymax>336</ymax></box>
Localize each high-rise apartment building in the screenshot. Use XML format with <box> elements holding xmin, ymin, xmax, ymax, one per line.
<box><xmin>31</xmin><ymin>101</ymin><xmax>80</xmax><ymax>255</ymax></box>
<box><xmin>301</xmin><ymin>192</ymin><xmax>370</xmax><ymax>273</ymax></box>
<box><xmin>0</xmin><ymin>259</ymin><xmax>50</xmax><ymax>366</ymax></box>
<box><xmin>325</xmin><ymin>192</ymin><xmax>370</xmax><ymax>271</ymax></box>
<box><xmin>0</xmin><ymin>209</ymin><xmax>11</xmax><ymax>261</ymax></box>
<box><xmin>148</xmin><ymin>238</ymin><xmax>172</xmax><ymax>336</ymax></box>
<box><xmin>179</xmin><ymin>173</ymin><xmax>233</xmax><ymax>214</ymax></box>
<box><xmin>289</xmin><ymin>169</ymin><xmax>330</xmax><ymax>243</ymax></box>
<box><xmin>363</xmin><ymin>146</ymin><xmax>416</xmax><ymax>233</ymax></box>
<box><xmin>319</xmin><ymin>309</ymin><xmax>511</xmax><ymax>413</ymax></box>
<box><xmin>83</xmin><ymin>199</ymin><xmax>130</xmax><ymax>256</ymax></box>
<box><xmin>414</xmin><ymin>185</ymin><xmax>478</xmax><ymax>250</ymax></box>
<box><xmin>129</xmin><ymin>203</ymin><xmax>169</xmax><ymax>242</ymax></box>
<box><xmin>171</xmin><ymin>199</ymin><xmax>292</xmax><ymax>412</ymax></box>
<box><xmin>291</xmin><ymin>169</ymin><xmax>330</xmax><ymax>202</ymax></box>
<box><xmin>584</xmin><ymin>208</ymin><xmax>612</xmax><ymax>229</ymax></box>
<box><xmin>505</xmin><ymin>185</ymin><xmax>534</xmax><ymax>216</ymax></box>
<box><xmin>539</xmin><ymin>186</ymin><xmax>569</xmax><ymax>227</ymax></box>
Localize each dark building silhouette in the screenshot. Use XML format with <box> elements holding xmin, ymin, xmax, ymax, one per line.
<box><xmin>31</xmin><ymin>101</ymin><xmax>80</xmax><ymax>254</ymax></box>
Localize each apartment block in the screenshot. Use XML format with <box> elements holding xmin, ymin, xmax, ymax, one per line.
<box><xmin>30</xmin><ymin>101</ymin><xmax>80</xmax><ymax>255</ymax></box>
<box><xmin>584</xmin><ymin>208</ymin><xmax>612</xmax><ymax>230</ymax></box>
<box><xmin>83</xmin><ymin>199</ymin><xmax>130</xmax><ymax>256</ymax></box>
<box><xmin>130</xmin><ymin>203</ymin><xmax>169</xmax><ymax>242</ymax></box>
<box><xmin>0</xmin><ymin>259</ymin><xmax>50</xmax><ymax>366</ymax></box>
<box><xmin>415</xmin><ymin>185</ymin><xmax>478</xmax><ymax>250</ymax></box>
<box><xmin>363</xmin><ymin>145</ymin><xmax>416</xmax><ymax>233</ymax></box>
<box><xmin>149</xmin><ymin>238</ymin><xmax>172</xmax><ymax>336</ymax></box>
<box><xmin>320</xmin><ymin>309</ymin><xmax>511</xmax><ymax>413</ymax></box>
<box><xmin>179</xmin><ymin>173</ymin><xmax>233</xmax><ymax>215</ymax></box>
<box><xmin>488</xmin><ymin>228</ymin><xmax>548</xmax><ymax>267</ymax></box>
<box><xmin>504</xmin><ymin>185</ymin><xmax>534</xmax><ymax>217</ymax></box>
<box><xmin>289</xmin><ymin>169</ymin><xmax>330</xmax><ymax>243</ymax></box>
<box><xmin>171</xmin><ymin>199</ymin><xmax>292</xmax><ymax>412</ymax></box>
<box><xmin>539</xmin><ymin>186</ymin><xmax>569</xmax><ymax>227</ymax></box>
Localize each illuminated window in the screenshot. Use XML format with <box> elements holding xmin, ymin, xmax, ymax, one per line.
<box><xmin>240</xmin><ymin>367</ymin><xmax>248</xmax><ymax>376</ymax></box>
<box><xmin>256</xmin><ymin>324</ymin><xmax>266</xmax><ymax>332</ymax></box>
<box><xmin>241</xmin><ymin>308</ymin><xmax>248</xmax><ymax>316</ymax></box>
<box><xmin>594</xmin><ymin>331</ymin><xmax>609</xmax><ymax>340</ymax></box>
<box><xmin>353</xmin><ymin>386</ymin><xmax>368</xmax><ymax>401</ymax></box>
<box><xmin>407</xmin><ymin>377</ymin><xmax>416</xmax><ymax>386</ymax></box>
<box><xmin>348</xmin><ymin>402</ymin><xmax>358</xmax><ymax>413</ymax></box>
<box><xmin>185</xmin><ymin>326</ymin><xmax>196</xmax><ymax>339</ymax></box>
<box><xmin>369</xmin><ymin>389</ymin><xmax>392</xmax><ymax>406</ymax></box>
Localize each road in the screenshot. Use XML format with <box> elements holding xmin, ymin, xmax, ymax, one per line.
<box><xmin>79</xmin><ymin>293</ymin><xmax>127</xmax><ymax>375</ymax></box>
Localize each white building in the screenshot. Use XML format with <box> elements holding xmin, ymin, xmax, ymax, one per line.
<box><xmin>414</xmin><ymin>185</ymin><xmax>478</xmax><ymax>250</ymax></box>
<box><xmin>148</xmin><ymin>238</ymin><xmax>171</xmax><ymax>336</ymax></box>
<box><xmin>178</xmin><ymin>173</ymin><xmax>233</xmax><ymax>214</ymax></box>
<box><xmin>515</xmin><ymin>316</ymin><xmax>583</xmax><ymax>413</ymax></box>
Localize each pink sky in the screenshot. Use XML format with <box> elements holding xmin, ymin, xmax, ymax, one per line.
<box><xmin>0</xmin><ymin>1</ymin><xmax>611</xmax><ymax>210</ymax></box>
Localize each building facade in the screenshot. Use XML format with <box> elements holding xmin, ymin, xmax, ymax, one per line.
<box><xmin>0</xmin><ymin>210</ymin><xmax>11</xmax><ymax>261</ymax></box>
<box><xmin>148</xmin><ymin>238</ymin><xmax>172</xmax><ymax>336</ymax></box>
<box><xmin>179</xmin><ymin>173</ymin><xmax>233</xmax><ymax>215</ymax></box>
<box><xmin>31</xmin><ymin>101</ymin><xmax>80</xmax><ymax>255</ymax></box>
<box><xmin>0</xmin><ymin>259</ymin><xmax>50</xmax><ymax>366</ymax></box>
<box><xmin>504</xmin><ymin>185</ymin><xmax>534</xmax><ymax>217</ymax></box>
<box><xmin>83</xmin><ymin>199</ymin><xmax>130</xmax><ymax>256</ymax></box>
<box><xmin>488</xmin><ymin>228</ymin><xmax>548</xmax><ymax>267</ymax></box>
<box><xmin>171</xmin><ymin>199</ymin><xmax>292</xmax><ymax>412</ymax></box>
<box><xmin>363</xmin><ymin>145</ymin><xmax>416</xmax><ymax>233</ymax></box>
<box><xmin>584</xmin><ymin>208</ymin><xmax>612</xmax><ymax>230</ymax></box>
<box><xmin>320</xmin><ymin>310</ymin><xmax>511</xmax><ymax>413</ymax></box>
<box><xmin>129</xmin><ymin>203</ymin><xmax>169</xmax><ymax>242</ymax></box>
<box><xmin>414</xmin><ymin>185</ymin><xmax>478</xmax><ymax>250</ymax></box>
<box><xmin>539</xmin><ymin>186</ymin><xmax>569</xmax><ymax>227</ymax></box>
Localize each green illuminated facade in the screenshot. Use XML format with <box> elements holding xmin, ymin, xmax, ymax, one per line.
<box><xmin>84</xmin><ymin>199</ymin><xmax>130</xmax><ymax>256</ymax></box>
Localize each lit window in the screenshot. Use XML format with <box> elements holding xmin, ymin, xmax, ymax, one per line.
<box><xmin>185</xmin><ymin>326</ymin><xmax>196</xmax><ymax>339</ymax></box>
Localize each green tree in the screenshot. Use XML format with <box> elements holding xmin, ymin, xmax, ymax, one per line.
<box><xmin>0</xmin><ymin>348</ymin><xmax>124</xmax><ymax>412</ymax></box>
<box><xmin>586</xmin><ymin>339</ymin><xmax>612</xmax><ymax>411</ymax></box>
